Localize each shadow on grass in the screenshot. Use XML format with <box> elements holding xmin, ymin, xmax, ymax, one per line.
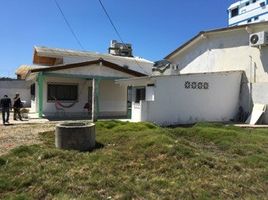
<box><xmin>94</xmin><ymin>141</ymin><xmax>104</xmax><ymax>150</ymax></box>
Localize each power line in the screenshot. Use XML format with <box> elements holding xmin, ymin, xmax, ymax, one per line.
<box><xmin>97</xmin><ymin>0</ymin><xmax>148</xmax><ymax>74</ymax></box>
<box><xmin>53</xmin><ymin>0</ymin><xmax>85</xmax><ymax>50</ymax></box>
<box><xmin>97</xmin><ymin>0</ymin><xmax>124</xmax><ymax>44</ymax></box>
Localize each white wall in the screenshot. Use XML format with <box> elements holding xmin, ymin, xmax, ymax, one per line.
<box><xmin>99</xmin><ymin>80</ymin><xmax>127</xmax><ymax>117</ymax></box>
<box><xmin>55</xmin><ymin>64</ymin><xmax>132</xmax><ymax>78</ymax></box>
<box><xmin>0</xmin><ymin>80</ymin><xmax>31</xmax><ymax>107</ymax></box>
<box><xmin>169</xmin><ymin>28</ymin><xmax>268</xmax><ymax>82</ymax></box>
<box><xmin>131</xmin><ymin>72</ymin><xmax>242</xmax><ymax>125</ymax></box>
<box><xmin>167</xmin><ymin>25</ymin><xmax>268</xmax><ymax>120</ymax></box>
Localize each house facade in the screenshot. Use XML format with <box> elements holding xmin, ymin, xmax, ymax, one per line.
<box><xmin>24</xmin><ymin>46</ymin><xmax>153</xmax><ymax>120</ymax></box>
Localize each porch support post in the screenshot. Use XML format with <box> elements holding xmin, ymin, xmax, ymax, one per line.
<box><xmin>92</xmin><ymin>78</ymin><xmax>100</xmax><ymax>122</ymax></box>
<box><xmin>37</xmin><ymin>72</ymin><xmax>44</xmax><ymax>118</ymax></box>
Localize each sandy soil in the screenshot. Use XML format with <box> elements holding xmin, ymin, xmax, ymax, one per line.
<box><xmin>0</xmin><ymin>122</ymin><xmax>56</xmax><ymax>156</ymax></box>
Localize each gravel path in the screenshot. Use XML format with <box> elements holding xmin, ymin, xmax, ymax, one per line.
<box><xmin>0</xmin><ymin>123</ymin><xmax>56</xmax><ymax>156</ymax></box>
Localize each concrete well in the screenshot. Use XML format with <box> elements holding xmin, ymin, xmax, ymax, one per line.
<box><xmin>55</xmin><ymin>122</ymin><xmax>95</xmax><ymax>151</ymax></box>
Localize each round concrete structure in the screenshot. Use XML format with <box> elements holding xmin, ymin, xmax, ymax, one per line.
<box><xmin>55</xmin><ymin>122</ymin><xmax>95</xmax><ymax>151</ymax></box>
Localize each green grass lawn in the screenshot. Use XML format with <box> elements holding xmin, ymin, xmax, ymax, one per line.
<box><xmin>0</xmin><ymin>121</ymin><xmax>268</xmax><ymax>200</ymax></box>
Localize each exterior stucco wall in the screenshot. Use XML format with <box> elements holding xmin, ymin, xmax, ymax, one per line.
<box><xmin>167</xmin><ymin>26</ymin><xmax>268</xmax><ymax>122</ymax></box>
<box><xmin>169</xmin><ymin>29</ymin><xmax>268</xmax><ymax>82</ymax></box>
<box><xmin>99</xmin><ymin>80</ymin><xmax>128</xmax><ymax>117</ymax></box>
<box><xmin>54</xmin><ymin>64</ymin><xmax>132</xmax><ymax>78</ymax></box>
<box><xmin>0</xmin><ymin>80</ymin><xmax>31</xmax><ymax>107</ymax></box>
<box><xmin>131</xmin><ymin>72</ymin><xmax>242</xmax><ymax>125</ymax></box>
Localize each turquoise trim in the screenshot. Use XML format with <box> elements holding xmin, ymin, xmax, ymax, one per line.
<box><xmin>229</xmin><ymin>10</ymin><xmax>268</xmax><ymax>26</ymax></box>
<box><xmin>43</xmin><ymin>72</ymin><xmax>125</xmax><ymax>80</ymax></box>
<box><xmin>37</xmin><ymin>72</ymin><xmax>44</xmax><ymax>118</ymax></box>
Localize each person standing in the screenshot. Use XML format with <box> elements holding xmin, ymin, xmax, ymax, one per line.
<box><xmin>0</xmin><ymin>95</ymin><xmax>12</xmax><ymax>125</ymax></box>
<box><xmin>13</xmin><ymin>93</ymin><xmax>22</xmax><ymax>121</ymax></box>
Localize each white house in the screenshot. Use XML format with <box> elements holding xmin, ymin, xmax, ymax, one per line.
<box><xmin>22</xmin><ymin>45</ymin><xmax>153</xmax><ymax>120</ymax></box>
<box><xmin>117</xmin><ymin>22</ymin><xmax>268</xmax><ymax>125</ymax></box>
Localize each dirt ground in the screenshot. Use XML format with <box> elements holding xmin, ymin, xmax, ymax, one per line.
<box><xmin>0</xmin><ymin>120</ymin><xmax>56</xmax><ymax>156</ymax></box>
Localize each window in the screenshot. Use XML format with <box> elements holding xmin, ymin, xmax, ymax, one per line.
<box><xmin>246</xmin><ymin>2</ymin><xmax>250</xmax><ymax>6</ymax></box>
<box><xmin>231</xmin><ymin>8</ymin><xmax>239</xmax><ymax>17</ymax></box>
<box><xmin>254</xmin><ymin>16</ymin><xmax>259</xmax><ymax>20</ymax></box>
<box><xmin>252</xmin><ymin>0</ymin><xmax>257</xmax><ymax>3</ymax></box>
<box><xmin>135</xmin><ymin>88</ymin><xmax>145</xmax><ymax>103</ymax></box>
<box><xmin>248</xmin><ymin>18</ymin><xmax>252</xmax><ymax>22</ymax></box>
<box><xmin>47</xmin><ymin>84</ymin><xmax>78</xmax><ymax>101</ymax></box>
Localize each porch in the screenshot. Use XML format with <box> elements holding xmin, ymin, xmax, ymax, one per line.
<box><xmin>31</xmin><ymin>72</ymin><xmax>131</xmax><ymax>121</ymax></box>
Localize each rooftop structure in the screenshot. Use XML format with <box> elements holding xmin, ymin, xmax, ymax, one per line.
<box><xmin>228</xmin><ymin>0</ymin><xmax>268</xmax><ymax>26</ymax></box>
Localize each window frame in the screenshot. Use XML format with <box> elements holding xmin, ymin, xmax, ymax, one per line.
<box><xmin>231</xmin><ymin>7</ymin><xmax>239</xmax><ymax>18</ymax></box>
<box><xmin>47</xmin><ymin>83</ymin><xmax>79</xmax><ymax>102</ymax></box>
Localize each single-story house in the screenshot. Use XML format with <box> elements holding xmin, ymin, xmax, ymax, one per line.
<box><xmin>21</xmin><ymin>45</ymin><xmax>153</xmax><ymax>120</ymax></box>
<box><xmin>117</xmin><ymin>21</ymin><xmax>268</xmax><ymax>125</ymax></box>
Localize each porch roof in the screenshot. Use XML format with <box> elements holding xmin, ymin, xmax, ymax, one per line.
<box><xmin>30</xmin><ymin>58</ymin><xmax>147</xmax><ymax>77</ymax></box>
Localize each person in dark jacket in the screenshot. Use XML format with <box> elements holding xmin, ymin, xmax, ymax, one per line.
<box><xmin>13</xmin><ymin>93</ymin><xmax>22</xmax><ymax>121</ymax></box>
<box><xmin>0</xmin><ymin>95</ymin><xmax>12</xmax><ymax>125</ymax></box>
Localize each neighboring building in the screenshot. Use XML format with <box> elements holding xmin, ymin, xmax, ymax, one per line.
<box><xmin>228</xmin><ymin>0</ymin><xmax>268</xmax><ymax>26</ymax></box>
<box><xmin>0</xmin><ymin>67</ymin><xmax>33</xmax><ymax>108</ymax></box>
<box><xmin>0</xmin><ymin>80</ymin><xmax>31</xmax><ymax>107</ymax></box>
<box><xmin>118</xmin><ymin>22</ymin><xmax>268</xmax><ymax>125</ymax></box>
<box><xmin>24</xmin><ymin>44</ymin><xmax>153</xmax><ymax>119</ymax></box>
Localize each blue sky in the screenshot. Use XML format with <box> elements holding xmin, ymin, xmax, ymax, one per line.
<box><xmin>0</xmin><ymin>0</ymin><xmax>235</xmax><ymax>77</ymax></box>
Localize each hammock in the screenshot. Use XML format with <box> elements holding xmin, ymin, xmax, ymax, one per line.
<box><xmin>53</xmin><ymin>97</ymin><xmax>76</xmax><ymax>108</ymax></box>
